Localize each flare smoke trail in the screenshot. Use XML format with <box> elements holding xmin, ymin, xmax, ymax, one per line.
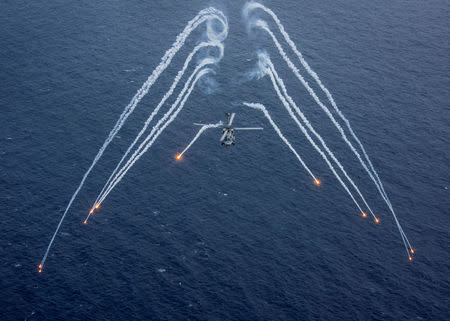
<box><xmin>180</xmin><ymin>122</ymin><xmax>223</xmax><ymax>157</ymax></box>
<box><xmin>96</xmin><ymin>65</ymin><xmax>214</xmax><ymax>205</ymax></box>
<box><xmin>260</xmin><ymin>56</ymin><xmax>365</xmax><ymax>214</ymax></box>
<box><xmin>40</xmin><ymin>8</ymin><xmax>228</xmax><ymax>271</ymax></box>
<box><xmin>90</xmin><ymin>42</ymin><xmax>224</xmax><ymax>215</ymax></box>
<box><xmin>259</xmin><ymin>53</ymin><xmax>377</xmax><ymax>219</ymax></box>
<box><xmin>243</xmin><ymin>102</ymin><xmax>316</xmax><ymax>180</ymax></box>
<box><xmin>98</xmin><ymin>68</ymin><xmax>214</xmax><ymax>205</ymax></box>
<box><xmin>245</xmin><ymin>1</ymin><xmax>412</xmax><ymax>255</ymax></box>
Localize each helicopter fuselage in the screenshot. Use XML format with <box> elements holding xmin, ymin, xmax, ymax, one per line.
<box><xmin>221</xmin><ymin>127</ymin><xmax>235</xmax><ymax>146</ymax></box>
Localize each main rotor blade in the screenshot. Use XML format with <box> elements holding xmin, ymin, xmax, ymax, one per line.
<box><xmin>234</xmin><ymin>127</ymin><xmax>264</xmax><ymax>130</ymax></box>
<box><xmin>228</xmin><ymin>113</ymin><xmax>236</xmax><ymax>126</ymax></box>
<box><xmin>194</xmin><ymin>121</ymin><xmax>223</xmax><ymax>127</ymax></box>
<box><xmin>220</xmin><ymin>131</ymin><xmax>227</xmax><ymax>142</ymax></box>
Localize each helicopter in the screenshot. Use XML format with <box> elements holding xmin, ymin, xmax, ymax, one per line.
<box><xmin>195</xmin><ymin>112</ymin><xmax>263</xmax><ymax>146</ymax></box>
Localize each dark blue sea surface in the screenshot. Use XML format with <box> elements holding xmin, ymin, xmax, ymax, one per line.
<box><xmin>1</xmin><ymin>0</ymin><xmax>449</xmax><ymax>320</ymax></box>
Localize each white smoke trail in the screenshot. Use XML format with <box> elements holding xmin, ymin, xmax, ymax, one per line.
<box><xmin>98</xmin><ymin>68</ymin><xmax>214</xmax><ymax>205</ymax></box>
<box><xmin>243</xmin><ymin>102</ymin><xmax>316</xmax><ymax>180</ymax></box>
<box><xmin>90</xmin><ymin>42</ymin><xmax>224</xmax><ymax>214</ymax></box>
<box><xmin>260</xmin><ymin>53</ymin><xmax>377</xmax><ymax>219</ymax></box>
<box><xmin>245</xmin><ymin>2</ymin><xmax>412</xmax><ymax>255</ymax></box>
<box><xmin>180</xmin><ymin>122</ymin><xmax>223</xmax><ymax>157</ymax></box>
<box><xmin>96</xmin><ymin>64</ymin><xmax>213</xmax><ymax>206</ymax></box>
<box><xmin>39</xmin><ymin>8</ymin><xmax>228</xmax><ymax>271</ymax></box>
<box><xmin>259</xmin><ymin>58</ymin><xmax>365</xmax><ymax>214</ymax></box>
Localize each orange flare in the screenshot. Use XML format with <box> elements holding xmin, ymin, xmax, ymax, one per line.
<box><xmin>408</xmin><ymin>256</ymin><xmax>413</xmax><ymax>261</ymax></box>
<box><xmin>361</xmin><ymin>212</ymin><xmax>367</xmax><ymax>218</ymax></box>
<box><xmin>89</xmin><ymin>209</ymin><xmax>94</xmax><ymax>214</ymax></box>
<box><xmin>95</xmin><ymin>204</ymin><xmax>100</xmax><ymax>210</ymax></box>
<box><xmin>176</xmin><ymin>153</ymin><xmax>182</xmax><ymax>160</ymax></box>
<box><xmin>374</xmin><ymin>217</ymin><xmax>380</xmax><ymax>224</ymax></box>
<box><xmin>314</xmin><ymin>178</ymin><xmax>321</xmax><ymax>186</ymax></box>
<box><xmin>83</xmin><ymin>220</ymin><xmax>87</xmax><ymax>225</ymax></box>
<box><xmin>410</xmin><ymin>248</ymin><xmax>415</xmax><ymax>254</ymax></box>
<box><xmin>38</xmin><ymin>269</ymin><xmax>42</xmax><ymax>273</ymax></box>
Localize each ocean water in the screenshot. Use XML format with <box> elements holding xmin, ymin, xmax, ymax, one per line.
<box><xmin>1</xmin><ymin>0</ymin><xmax>449</xmax><ymax>320</ymax></box>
